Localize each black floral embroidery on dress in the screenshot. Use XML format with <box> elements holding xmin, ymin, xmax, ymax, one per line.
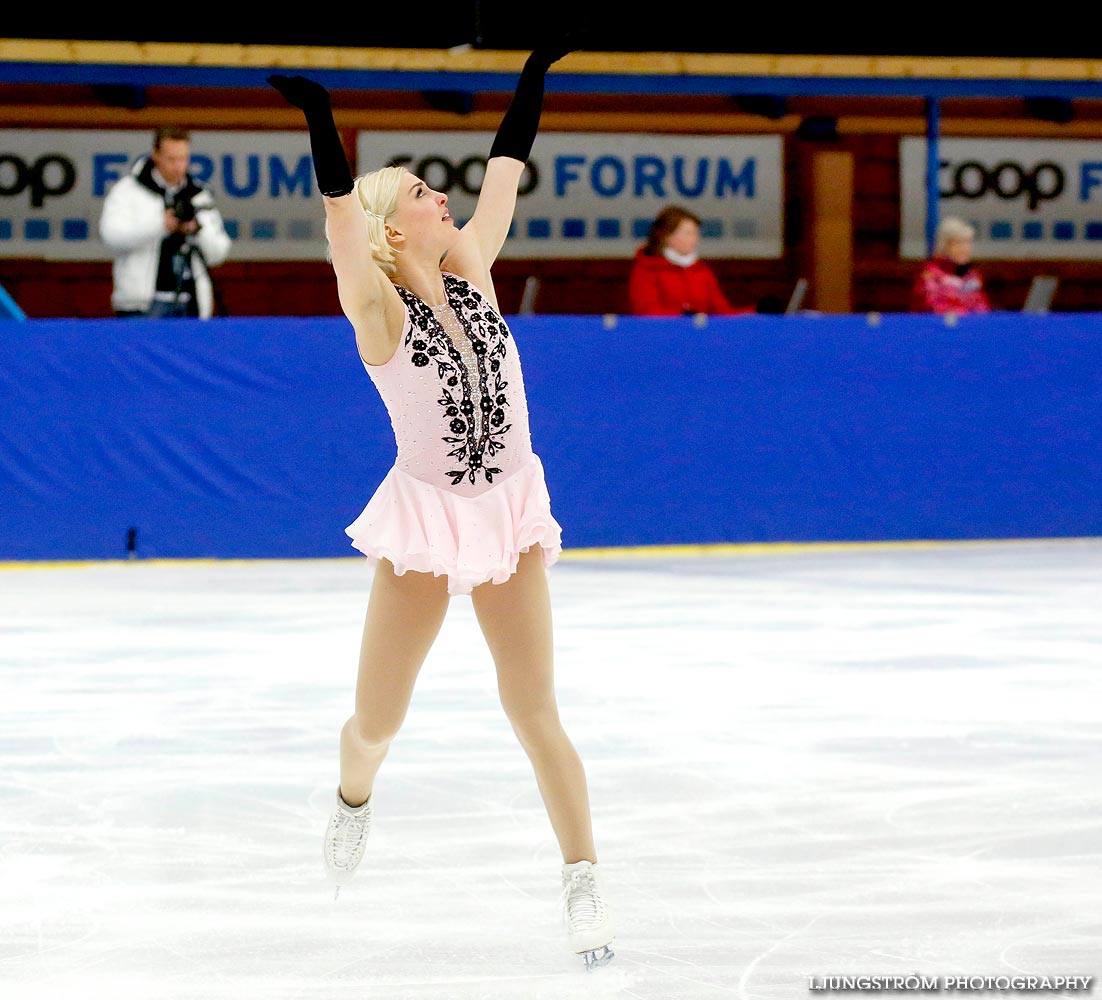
<box><xmin>395</xmin><ymin>275</ymin><xmax>513</xmax><ymax>486</ymax></box>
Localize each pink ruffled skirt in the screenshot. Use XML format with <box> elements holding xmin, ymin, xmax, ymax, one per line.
<box><xmin>345</xmin><ymin>453</ymin><xmax>563</xmax><ymax>595</ymax></box>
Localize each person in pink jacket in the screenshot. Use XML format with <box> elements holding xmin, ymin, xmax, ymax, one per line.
<box><xmin>911</xmin><ymin>216</ymin><xmax>992</xmax><ymax>315</ymax></box>
<box><xmin>628</xmin><ymin>206</ymin><xmax>744</xmax><ymax>316</ymax></box>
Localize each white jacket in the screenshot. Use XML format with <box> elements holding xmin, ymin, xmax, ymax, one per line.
<box><xmin>99</xmin><ymin>157</ymin><xmax>232</xmax><ymax>318</ymax></box>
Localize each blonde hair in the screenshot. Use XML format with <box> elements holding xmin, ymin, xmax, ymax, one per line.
<box><xmin>935</xmin><ymin>216</ymin><xmax>976</xmax><ymax>255</ymax></box>
<box><xmin>348</xmin><ymin>165</ymin><xmax>407</xmax><ymax>274</ymax></box>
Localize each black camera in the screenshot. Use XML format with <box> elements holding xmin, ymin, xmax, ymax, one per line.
<box><xmin>171</xmin><ymin>192</ymin><xmax>196</xmax><ymax>223</ymax></box>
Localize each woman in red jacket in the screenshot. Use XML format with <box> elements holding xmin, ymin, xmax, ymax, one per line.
<box><xmin>628</xmin><ymin>206</ymin><xmax>743</xmax><ymax>315</ymax></box>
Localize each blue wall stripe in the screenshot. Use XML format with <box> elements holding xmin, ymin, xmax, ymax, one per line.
<box><xmin>0</xmin><ymin>313</ymin><xmax>1099</xmax><ymax>561</ymax></box>
<box><xmin>5</xmin><ymin>60</ymin><xmax>1102</xmax><ymax>98</ymax></box>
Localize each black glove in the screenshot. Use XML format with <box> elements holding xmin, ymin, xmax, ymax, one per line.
<box><xmin>489</xmin><ymin>38</ymin><xmax>577</xmax><ymax>164</ymax></box>
<box><xmin>268</xmin><ymin>74</ymin><xmax>354</xmax><ymax>198</ymax></box>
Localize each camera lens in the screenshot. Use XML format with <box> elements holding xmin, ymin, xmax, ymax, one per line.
<box><xmin>173</xmin><ymin>195</ymin><xmax>196</xmax><ymax>222</ymax></box>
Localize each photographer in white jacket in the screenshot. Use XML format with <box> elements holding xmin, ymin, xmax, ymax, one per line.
<box><xmin>99</xmin><ymin>128</ymin><xmax>232</xmax><ymax>318</ymax></box>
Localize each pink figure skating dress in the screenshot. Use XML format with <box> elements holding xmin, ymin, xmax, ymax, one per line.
<box><xmin>345</xmin><ymin>273</ymin><xmax>563</xmax><ymax>595</ymax></box>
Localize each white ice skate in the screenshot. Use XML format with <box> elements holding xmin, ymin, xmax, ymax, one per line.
<box><xmin>561</xmin><ymin>860</ymin><xmax>615</xmax><ymax>970</ymax></box>
<box><xmin>323</xmin><ymin>788</ymin><xmax>371</xmax><ymax>899</ymax></box>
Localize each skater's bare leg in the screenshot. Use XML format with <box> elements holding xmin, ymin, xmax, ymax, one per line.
<box><xmin>471</xmin><ymin>547</ymin><xmax>596</xmax><ymax>864</ymax></box>
<box><xmin>339</xmin><ymin>559</ymin><xmax>450</xmax><ymax>807</ymax></box>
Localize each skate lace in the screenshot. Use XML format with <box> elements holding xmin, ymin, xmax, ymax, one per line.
<box><xmin>561</xmin><ymin>869</ymin><xmax>606</xmax><ymax>930</ymax></box>
<box><xmin>327</xmin><ymin>808</ymin><xmax>369</xmax><ymax>869</ymax></box>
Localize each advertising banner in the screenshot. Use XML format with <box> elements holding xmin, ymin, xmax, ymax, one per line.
<box><xmin>0</xmin><ymin>129</ymin><xmax>783</xmax><ymax>261</ymax></box>
<box><xmin>359</xmin><ymin>131</ymin><xmax>784</xmax><ymax>258</ymax></box>
<box><xmin>0</xmin><ymin>130</ymin><xmax>320</xmax><ymax>261</ymax></box>
<box><xmin>900</xmin><ymin>137</ymin><xmax>1102</xmax><ymax>259</ymax></box>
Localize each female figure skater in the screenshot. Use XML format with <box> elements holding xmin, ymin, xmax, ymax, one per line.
<box><xmin>269</xmin><ymin>42</ymin><xmax>614</xmax><ymax>970</ymax></box>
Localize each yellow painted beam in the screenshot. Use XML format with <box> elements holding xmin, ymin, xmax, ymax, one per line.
<box><xmin>3</xmin><ymin>38</ymin><xmax>1102</xmax><ymax>81</ymax></box>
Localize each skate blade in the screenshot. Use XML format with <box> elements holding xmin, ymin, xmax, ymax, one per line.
<box><xmin>582</xmin><ymin>945</ymin><xmax>615</xmax><ymax>971</ymax></box>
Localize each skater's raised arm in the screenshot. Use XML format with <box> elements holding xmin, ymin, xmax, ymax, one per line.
<box><xmin>268</xmin><ymin>74</ymin><xmax>404</xmax><ymax>354</ymax></box>
<box><xmin>445</xmin><ymin>40</ymin><xmax>574</xmax><ymax>297</ymax></box>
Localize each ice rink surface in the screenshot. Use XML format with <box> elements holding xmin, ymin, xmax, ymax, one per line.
<box><xmin>1</xmin><ymin>539</ymin><xmax>1099</xmax><ymax>1000</ymax></box>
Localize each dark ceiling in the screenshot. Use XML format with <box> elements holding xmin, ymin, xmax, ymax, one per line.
<box><xmin>5</xmin><ymin>4</ymin><xmax>1099</xmax><ymax>59</ymax></box>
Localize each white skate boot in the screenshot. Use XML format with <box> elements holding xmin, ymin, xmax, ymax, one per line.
<box><xmin>323</xmin><ymin>788</ymin><xmax>371</xmax><ymax>899</ymax></box>
<box><xmin>561</xmin><ymin>860</ymin><xmax>615</xmax><ymax>970</ymax></box>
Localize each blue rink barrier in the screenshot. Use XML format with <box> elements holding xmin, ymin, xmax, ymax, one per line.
<box><xmin>0</xmin><ymin>312</ymin><xmax>1099</xmax><ymax>561</ymax></box>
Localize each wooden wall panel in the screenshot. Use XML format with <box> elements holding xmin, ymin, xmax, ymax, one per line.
<box><xmin>5</xmin><ymin>90</ymin><xmax>1102</xmax><ymax>317</ymax></box>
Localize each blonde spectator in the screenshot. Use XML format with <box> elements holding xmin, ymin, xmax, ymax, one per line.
<box><xmin>911</xmin><ymin>216</ymin><xmax>992</xmax><ymax>315</ymax></box>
